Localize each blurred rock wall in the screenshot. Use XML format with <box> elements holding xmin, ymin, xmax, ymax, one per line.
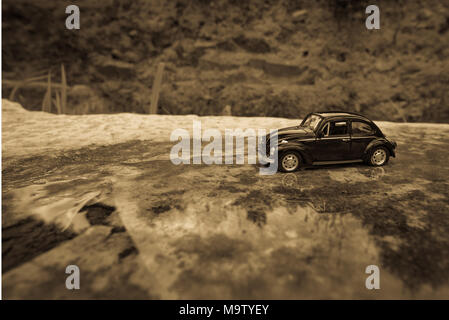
<box><xmin>2</xmin><ymin>0</ymin><xmax>449</xmax><ymax>122</ymax></box>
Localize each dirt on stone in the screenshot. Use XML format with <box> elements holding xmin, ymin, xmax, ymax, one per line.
<box><xmin>2</xmin><ymin>101</ymin><xmax>449</xmax><ymax>298</ymax></box>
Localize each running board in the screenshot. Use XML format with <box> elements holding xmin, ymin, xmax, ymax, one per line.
<box><xmin>312</xmin><ymin>159</ymin><xmax>363</xmax><ymax>165</ymax></box>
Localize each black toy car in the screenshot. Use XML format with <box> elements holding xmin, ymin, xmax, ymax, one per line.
<box><xmin>267</xmin><ymin>111</ymin><xmax>397</xmax><ymax>172</ymax></box>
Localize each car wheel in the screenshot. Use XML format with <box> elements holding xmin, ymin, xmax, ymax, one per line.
<box><xmin>280</xmin><ymin>151</ymin><xmax>301</xmax><ymax>172</ymax></box>
<box><xmin>368</xmin><ymin>146</ymin><xmax>389</xmax><ymax>166</ymax></box>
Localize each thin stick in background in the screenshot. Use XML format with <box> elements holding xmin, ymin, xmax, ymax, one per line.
<box><xmin>149</xmin><ymin>62</ymin><xmax>165</xmax><ymax>114</ymax></box>
<box><xmin>61</xmin><ymin>64</ymin><xmax>67</xmax><ymax>114</ymax></box>
<box><xmin>42</xmin><ymin>71</ymin><xmax>52</xmax><ymax>112</ymax></box>
<box><xmin>54</xmin><ymin>91</ymin><xmax>62</xmax><ymax>114</ymax></box>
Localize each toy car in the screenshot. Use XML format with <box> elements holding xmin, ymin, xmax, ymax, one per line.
<box><xmin>267</xmin><ymin>111</ymin><xmax>397</xmax><ymax>172</ymax></box>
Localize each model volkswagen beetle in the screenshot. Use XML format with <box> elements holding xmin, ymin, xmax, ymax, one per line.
<box><xmin>267</xmin><ymin>111</ymin><xmax>397</xmax><ymax>172</ymax></box>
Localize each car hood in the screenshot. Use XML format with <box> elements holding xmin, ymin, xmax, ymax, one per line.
<box><xmin>265</xmin><ymin>126</ymin><xmax>315</xmax><ymax>145</ymax></box>
<box><xmin>276</xmin><ymin>126</ymin><xmax>315</xmax><ymax>140</ymax></box>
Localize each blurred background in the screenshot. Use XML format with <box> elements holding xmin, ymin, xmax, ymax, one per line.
<box><xmin>2</xmin><ymin>0</ymin><xmax>449</xmax><ymax>122</ymax></box>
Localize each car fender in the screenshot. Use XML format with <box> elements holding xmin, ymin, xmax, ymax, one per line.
<box><xmin>278</xmin><ymin>143</ymin><xmax>314</xmax><ymax>164</ymax></box>
<box><xmin>364</xmin><ymin>138</ymin><xmax>396</xmax><ymax>159</ymax></box>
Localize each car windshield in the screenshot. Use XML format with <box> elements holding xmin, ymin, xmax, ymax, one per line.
<box><xmin>300</xmin><ymin>114</ymin><xmax>322</xmax><ymax>131</ymax></box>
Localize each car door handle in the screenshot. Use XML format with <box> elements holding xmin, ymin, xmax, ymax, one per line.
<box><xmin>342</xmin><ymin>138</ymin><xmax>350</xmax><ymax>142</ymax></box>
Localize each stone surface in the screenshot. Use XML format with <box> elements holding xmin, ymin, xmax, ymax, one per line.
<box><xmin>2</xmin><ymin>100</ymin><xmax>449</xmax><ymax>299</ymax></box>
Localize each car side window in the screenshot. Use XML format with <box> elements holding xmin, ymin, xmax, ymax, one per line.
<box><xmin>327</xmin><ymin>121</ymin><xmax>348</xmax><ymax>136</ymax></box>
<box><xmin>321</xmin><ymin>123</ymin><xmax>330</xmax><ymax>136</ymax></box>
<box><xmin>352</xmin><ymin>121</ymin><xmax>375</xmax><ymax>136</ymax></box>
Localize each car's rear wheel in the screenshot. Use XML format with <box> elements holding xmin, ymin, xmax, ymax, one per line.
<box><xmin>368</xmin><ymin>146</ymin><xmax>389</xmax><ymax>166</ymax></box>
<box><xmin>280</xmin><ymin>151</ymin><xmax>301</xmax><ymax>172</ymax></box>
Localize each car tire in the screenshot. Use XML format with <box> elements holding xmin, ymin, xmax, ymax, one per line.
<box><xmin>368</xmin><ymin>146</ymin><xmax>389</xmax><ymax>166</ymax></box>
<box><xmin>279</xmin><ymin>151</ymin><xmax>302</xmax><ymax>172</ymax></box>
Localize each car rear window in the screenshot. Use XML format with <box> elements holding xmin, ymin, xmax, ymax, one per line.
<box><xmin>352</xmin><ymin>121</ymin><xmax>375</xmax><ymax>136</ymax></box>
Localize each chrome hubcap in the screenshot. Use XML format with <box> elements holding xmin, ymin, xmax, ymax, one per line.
<box><xmin>282</xmin><ymin>154</ymin><xmax>299</xmax><ymax>171</ymax></box>
<box><xmin>371</xmin><ymin>149</ymin><xmax>387</xmax><ymax>165</ymax></box>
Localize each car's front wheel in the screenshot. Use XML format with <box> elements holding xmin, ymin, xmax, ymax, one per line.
<box><xmin>368</xmin><ymin>146</ymin><xmax>389</xmax><ymax>166</ymax></box>
<box><xmin>280</xmin><ymin>151</ymin><xmax>301</xmax><ymax>172</ymax></box>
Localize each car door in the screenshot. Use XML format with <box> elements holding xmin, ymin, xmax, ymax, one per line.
<box><xmin>349</xmin><ymin>120</ymin><xmax>377</xmax><ymax>159</ymax></box>
<box><xmin>312</xmin><ymin>120</ymin><xmax>351</xmax><ymax>161</ymax></box>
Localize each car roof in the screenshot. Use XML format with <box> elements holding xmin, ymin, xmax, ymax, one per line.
<box><xmin>312</xmin><ymin>111</ymin><xmax>372</xmax><ymax>122</ymax></box>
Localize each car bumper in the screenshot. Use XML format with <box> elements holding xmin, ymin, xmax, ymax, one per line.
<box><xmin>390</xmin><ymin>140</ymin><xmax>397</xmax><ymax>157</ymax></box>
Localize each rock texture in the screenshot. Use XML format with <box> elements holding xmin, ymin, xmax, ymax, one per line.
<box><xmin>2</xmin><ymin>100</ymin><xmax>449</xmax><ymax>299</ymax></box>
<box><xmin>2</xmin><ymin>0</ymin><xmax>449</xmax><ymax>121</ymax></box>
